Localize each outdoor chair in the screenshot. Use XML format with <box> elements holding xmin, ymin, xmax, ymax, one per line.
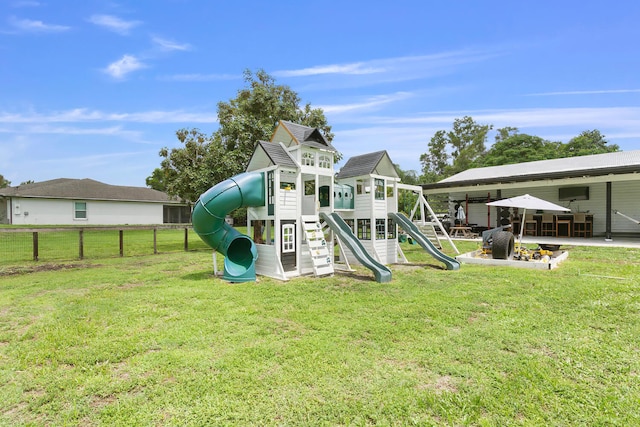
<box><xmin>524</xmin><ymin>214</ymin><xmax>538</xmax><ymax>236</ymax></box>
<box><xmin>555</xmin><ymin>215</ymin><xmax>572</xmax><ymax>237</ymax></box>
<box><xmin>573</xmin><ymin>213</ymin><xmax>591</xmax><ymax>237</ymax></box>
<box><xmin>541</xmin><ymin>213</ymin><xmax>556</xmax><ymax>236</ymax></box>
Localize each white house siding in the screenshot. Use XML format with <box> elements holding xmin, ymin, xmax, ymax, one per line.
<box><xmin>386</xmin><ymin>240</ymin><xmax>398</xmax><ymax>264</ymax></box>
<box><xmin>373</xmin><ymin>239</ymin><xmax>388</xmax><ymax>264</ymax></box>
<box><xmin>8</xmin><ymin>197</ymin><xmax>163</xmax><ymax>225</ymax></box>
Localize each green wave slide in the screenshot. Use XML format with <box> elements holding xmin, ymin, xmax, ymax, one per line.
<box><xmin>192</xmin><ymin>172</ymin><xmax>265</xmax><ymax>282</ymax></box>
<box><xmin>388</xmin><ymin>212</ymin><xmax>460</xmax><ymax>270</ymax></box>
<box><xmin>320</xmin><ymin>212</ymin><xmax>392</xmax><ymax>283</ymax></box>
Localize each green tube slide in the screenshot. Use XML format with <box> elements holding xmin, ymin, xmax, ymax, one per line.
<box><xmin>192</xmin><ymin>172</ymin><xmax>265</xmax><ymax>282</ymax></box>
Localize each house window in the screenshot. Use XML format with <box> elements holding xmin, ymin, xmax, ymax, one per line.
<box><xmin>318</xmin><ymin>154</ymin><xmax>331</xmax><ymax>169</ymax></box>
<box><xmin>356</xmin><ymin>179</ymin><xmax>366</xmax><ymax>195</ymax></box>
<box><xmin>74</xmin><ymin>202</ymin><xmax>87</xmax><ymax>220</ymax></box>
<box><xmin>357</xmin><ymin>219</ymin><xmax>371</xmax><ymax>240</ymax></box>
<box><xmin>304</xmin><ymin>180</ymin><xmax>315</xmax><ymax>196</ymax></box>
<box><xmin>344</xmin><ymin>219</ymin><xmax>355</xmax><ymax>233</ymax></box>
<box><xmin>387</xmin><ymin>219</ymin><xmax>396</xmax><ymax>239</ymax></box>
<box><xmin>374</xmin><ymin>179</ymin><xmax>385</xmax><ymax>200</ymax></box>
<box><xmin>302</xmin><ymin>152</ymin><xmax>315</xmax><ymax>166</ymax></box>
<box><xmin>375</xmin><ymin>219</ymin><xmax>386</xmax><ymax>239</ymax></box>
<box><xmin>282</xmin><ymin>224</ymin><xmax>295</xmax><ymax>253</ymax></box>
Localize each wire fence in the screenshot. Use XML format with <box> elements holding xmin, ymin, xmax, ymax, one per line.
<box><xmin>0</xmin><ymin>226</ymin><xmax>210</xmax><ymax>265</ymax></box>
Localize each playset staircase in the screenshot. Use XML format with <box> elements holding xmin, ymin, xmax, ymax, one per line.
<box><xmin>301</xmin><ymin>215</ymin><xmax>334</xmax><ymax>277</ymax></box>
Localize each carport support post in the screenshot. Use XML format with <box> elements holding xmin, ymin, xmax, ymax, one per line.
<box><xmin>605</xmin><ymin>181</ymin><xmax>612</xmax><ymax>241</ymax></box>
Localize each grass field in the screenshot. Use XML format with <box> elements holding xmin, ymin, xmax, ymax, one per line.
<box><xmin>1</xmin><ymin>240</ymin><xmax>639</xmax><ymax>426</ymax></box>
<box><xmin>0</xmin><ymin>227</ymin><xmax>209</xmax><ymax>264</ymax></box>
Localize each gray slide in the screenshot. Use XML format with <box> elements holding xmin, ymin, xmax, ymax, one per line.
<box><xmin>389</xmin><ymin>212</ymin><xmax>460</xmax><ymax>270</ymax></box>
<box><xmin>320</xmin><ymin>212</ymin><xmax>392</xmax><ymax>283</ymax></box>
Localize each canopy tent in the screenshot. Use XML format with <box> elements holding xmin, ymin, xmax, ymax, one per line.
<box><xmin>486</xmin><ymin>194</ymin><xmax>570</xmax><ymax>242</ymax></box>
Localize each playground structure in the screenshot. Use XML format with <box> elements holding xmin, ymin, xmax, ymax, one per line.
<box><xmin>192</xmin><ymin>120</ymin><xmax>459</xmax><ymax>282</ymax></box>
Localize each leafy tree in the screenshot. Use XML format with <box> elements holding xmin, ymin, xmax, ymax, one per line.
<box><xmin>478</xmin><ymin>130</ymin><xmax>563</xmax><ymax>167</ymax></box>
<box><xmin>419</xmin><ymin>116</ymin><xmax>492</xmax><ymax>182</ymax></box>
<box><xmin>216</xmin><ymin>69</ymin><xmax>336</xmax><ymax>169</ymax></box>
<box><xmin>145</xmin><ymin>168</ymin><xmax>168</xmax><ymax>192</ymax></box>
<box><xmin>19</xmin><ymin>180</ymin><xmax>35</xmax><ymax>185</ymax></box>
<box><xmin>0</xmin><ymin>174</ymin><xmax>10</xmax><ymax>188</ymax></box>
<box><xmin>150</xmin><ymin>69</ymin><xmax>334</xmax><ymax>203</ymax></box>
<box><xmin>562</xmin><ymin>130</ymin><xmax>619</xmax><ymax>157</ymax></box>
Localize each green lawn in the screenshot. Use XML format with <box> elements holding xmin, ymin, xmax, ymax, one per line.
<box><xmin>1</xmin><ymin>241</ymin><xmax>639</xmax><ymax>426</ymax></box>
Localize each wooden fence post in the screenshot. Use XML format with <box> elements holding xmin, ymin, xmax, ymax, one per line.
<box><xmin>184</xmin><ymin>227</ymin><xmax>188</xmax><ymax>251</ymax></box>
<box><xmin>153</xmin><ymin>228</ymin><xmax>158</xmax><ymax>254</ymax></box>
<box><xmin>33</xmin><ymin>232</ymin><xmax>39</xmax><ymax>261</ymax></box>
<box><xmin>79</xmin><ymin>229</ymin><xmax>84</xmax><ymax>259</ymax></box>
<box><xmin>119</xmin><ymin>230</ymin><xmax>124</xmax><ymax>257</ymax></box>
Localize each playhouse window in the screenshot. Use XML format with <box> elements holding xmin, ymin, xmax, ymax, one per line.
<box><xmin>344</xmin><ymin>219</ymin><xmax>355</xmax><ymax>233</ymax></box>
<box><xmin>387</xmin><ymin>218</ymin><xmax>396</xmax><ymax>239</ymax></box>
<box><xmin>374</xmin><ymin>179</ymin><xmax>385</xmax><ymax>200</ymax></box>
<box><xmin>304</xmin><ymin>180</ymin><xmax>315</xmax><ymax>196</ymax></box>
<box><xmin>280</xmin><ymin>182</ymin><xmax>295</xmax><ymax>190</ymax></box>
<box><xmin>375</xmin><ymin>219</ymin><xmax>386</xmax><ymax>239</ymax></box>
<box><xmin>356</xmin><ymin>180</ymin><xmax>367</xmax><ymax>195</ymax></box>
<box><xmin>302</xmin><ymin>152</ymin><xmax>315</xmax><ymax>166</ymax></box>
<box><xmin>282</xmin><ymin>224</ymin><xmax>295</xmax><ymax>253</ymax></box>
<box><xmin>318</xmin><ymin>154</ymin><xmax>331</xmax><ymax>169</ymax></box>
<box><xmin>357</xmin><ymin>219</ymin><xmax>371</xmax><ymax>240</ymax></box>
<box><xmin>74</xmin><ymin>202</ymin><xmax>87</xmax><ymax>220</ymax></box>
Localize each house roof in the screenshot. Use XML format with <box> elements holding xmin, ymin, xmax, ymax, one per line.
<box><xmin>422</xmin><ymin>149</ymin><xmax>640</xmax><ymax>190</ymax></box>
<box><xmin>256</xmin><ymin>141</ymin><xmax>298</xmax><ymax>168</ymax></box>
<box><xmin>277</xmin><ymin>120</ymin><xmax>337</xmax><ymax>152</ymax></box>
<box><xmin>336</xmin><ymin>150</ymin><xmax>399</xmax><ymax>179</ymax></box>
<box><xmin>0</xmin><ymin>178</ymin><xmax>183</xmax><ymax>203</ymax></box>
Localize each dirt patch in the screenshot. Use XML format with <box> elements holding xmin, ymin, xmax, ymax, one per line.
<box><xmin>0</xmin><ymin>262</ymin><xmax>99</xmax><ymax>277</ymax></box>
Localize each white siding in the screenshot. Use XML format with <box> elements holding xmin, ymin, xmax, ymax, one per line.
<box><xmin>278</xmin><ymin>189</ymin><xmax>298</xmax><ymax>218</ymax></box>
<box><xmin>9</xmin><ymin>197</ymin><xmax>163</xmax><ymax>225</ymax></box>
<box><xmin>255</xmin><ymin>244</ymin><xmax>287</xmax><ymax>280</ymax></box>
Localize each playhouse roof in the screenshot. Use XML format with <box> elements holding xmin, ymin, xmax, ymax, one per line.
<box><xmin>0</xmin><ymin>178</ymin><xmax>182</xmax><ymax>203</ymax></box>
<box><xmin>276</xmin><ymin>120</ymin><xmax>337</xmax><ymax>152</ymax></box>
<box><xmin>336</xmin><ymin>150</ymin><xmax>399</xmax><ymax>179</ymax></box>
<box><xmin>259</xmin><ymin>141</ymin><xmax>298</xmax><ymax>168</ymax></box>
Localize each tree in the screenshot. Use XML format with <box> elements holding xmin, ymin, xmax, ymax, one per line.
<box><xmin>563</xmin><ymin>130</ymin><xmax>619</xmax><ymax>157</ymax></box>
<box><xmin>0</xmin><ymin>174</ymin><xmax>10</xmax><ymax>188</ymax></box>
<box><xmin>478</xmin><ymin>130</ymin><xmax>563</xmax><ymax>167</ymax></box>
<box><xmin>19</xmin><ymin>180</ymin><xmax>35</xmax><ymax>185</ymax></box>
<box><xmin>216</xmin><ymin>69</ymin><xmax>335</xmax><ymax>170</ymax></box>
<box><xmin>419</xmin><ymin>116</ymin><xmax>492</xmax><ymax>182</ymax></box>
<box><xmin>150</xmin><ymin>69</ymin><xmax>334</xmax><ymax>202</ymax></box>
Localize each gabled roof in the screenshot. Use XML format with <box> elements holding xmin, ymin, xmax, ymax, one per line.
<box><xmin>276</xmin><ymin>120</ymin><xmax>337</xmax><ymax>152</ymax></box>
<box><xmin>422</xmin><ymin>149</ymin><xmax>640</xmax><ymax>190</ymax></box>
<box><xmin>0</xmin><ymin>178</ymin><xmax>182</xmax><ymax>203</ymax></box>
<box><xmin>251</xmin><ymin>141</ymin><xmax>298</xmax><ymax>169</ymax></box>
<box><xmin>336</xmin><ymin>150</ymin><xmax>399</xmax><ymax>179</ymax></box>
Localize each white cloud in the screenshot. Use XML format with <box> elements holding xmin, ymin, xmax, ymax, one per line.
<box><xmin>275</xmin><ymin>63</ymin><xmax>385</xmax><ymax>77</ymax></box>
<box><xmin>89</xmin><ymin>14</ymin><xmax>141</xmax><ymax>35</ymax></box>
<box><xmin>151</xmin><ymin>36</ymin><xmax>191</xmax><ymax>51</ymax></box>
<box><xmin>526</xmin><ymin>89</ymin><xmax>640</xmax><ymax>96</ymax></box>
<box><xmin>319</xmin><ymin>92</ymin><xmax>414</xmax><ymax>114</ymax></box>
<box><xmin>9</xmin><ymin>16</ymin><xmax>70</xmax><ymax>32</ymax></box>
<box><xmin>0</xmin><ymin>108</ymin><xmax>218</xmax><ymax>124</ymax></box>
<box><xmin>274</xmin><ymin>49</ymin><xmax>503</xmax><ymax>88</ymax></box>
<box><xmin>103</xmin><ymin>54</ymin><xmax>146</xmax><ymax>79</ymax></box>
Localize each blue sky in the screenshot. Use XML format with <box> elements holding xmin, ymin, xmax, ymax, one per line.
<box><xmin>1</xmin><ymin>0</ymin><xmax>639</xmax><ymax>187</ymax></box>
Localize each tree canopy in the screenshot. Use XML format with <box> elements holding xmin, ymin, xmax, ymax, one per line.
<box><xmin>420</xmin><ymin>119</ymin><xmax>621</xmax><ymax>183</ymax></box>
<box><xmin>148</xmin><ymin>69</ymin><xmax>333</xmax><ymax>202</ymax></box>
<box><xmin>0</xmin><ymin>174</ymin><xmax>10</xmax><ymax>188</ymax></box>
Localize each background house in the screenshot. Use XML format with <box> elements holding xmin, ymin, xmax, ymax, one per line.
<box><xmin>0</xmin><ymin>178</ymin><xmax>190</xmax><ymax>225</ymax></box>
<box><xmin>421</xmin><ymin>150</ymin><xmax>640</xmax><ymax>239</ymax></box>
